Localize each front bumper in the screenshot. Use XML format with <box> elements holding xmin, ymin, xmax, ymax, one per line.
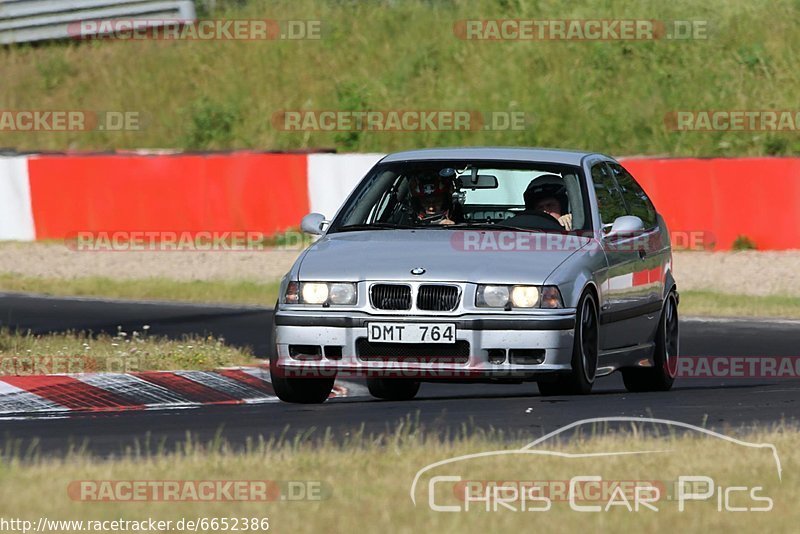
<box><xmin>273</xmin><ymin>310</ymin><xmax>577</xmax><ymax>380</ymax></box>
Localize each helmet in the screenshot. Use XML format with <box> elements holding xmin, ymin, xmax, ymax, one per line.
<box><xmin>408</xmin><ymin>173</ymin><xmax>455</xmax><ymax>221</ymax></box>
<box><xmin>408</xmin><ymin>174</ymin><xmax>454</xmax><ymax>199</ymax></box>
<box><xmin>523</xmin><ymin>174</ymin><xmax>568</xmax><ymax>213</ymax></box>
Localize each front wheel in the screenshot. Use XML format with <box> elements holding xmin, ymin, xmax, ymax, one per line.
<box><xmin>270</xmin><ymin>366</ymin><xmax>335</xmax><ymax>404</ymax></box>
<box><xmin>621</xmin><ymin>291</ymin><xmax>679</xmax><ymax>392</ymax></box>
<box><xmin>367</xmin><ymin>378</ymin><xmax>420</xmax><ymax>401</ymax></box>
<box><xmin>269</xmin><ymin>309</ymin><xmax>334</xmax><ymax>404</ymax></box>
<box><xmin>538</xmin><ymin>291</ymin><xmax>599</xmax><ymax>396</ymax></box>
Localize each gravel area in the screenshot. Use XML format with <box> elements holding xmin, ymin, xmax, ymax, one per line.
<box><xmin>673</xmin><ymin>251</ymin><xmax>800</xmax><ymax>297</ymax></box>
<box><xmin>0</xmin><ymin>243</ymin><xmax>798</xmax><ymax>297</ymax></box>
<box><xmin>0</xmin><ymin>242</ymin><xmax>301</xmax><ymax>282</ymax></box>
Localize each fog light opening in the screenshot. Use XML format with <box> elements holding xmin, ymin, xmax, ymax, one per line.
<box><xmin>324</xmin><ymin>346</ymin><xmax>343</xmax><ymax>360</ymax></box>
<box><xmin>509</xmin><ymin>349</ymin><xmax>545</xmax><ymax>365</ymax></box>
<box><xmin>488</xmin><ymin>349</ymin><xmax>507</xmax><ymax>365</ymax></box>
<box><xmin>289</xmin><ymin>345</ymin><xmax>323</xmax><ymax>361</ymax></box>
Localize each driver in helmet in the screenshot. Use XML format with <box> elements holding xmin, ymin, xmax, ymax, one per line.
<box><xmin>408</xmin><ymin>173</ymin><xmax>456</xmax><ymax>225</ymax></box>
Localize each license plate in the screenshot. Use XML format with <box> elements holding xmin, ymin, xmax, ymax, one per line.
<box><xmin>368</xmin><ymin>323</ymin><xmax>457</xmax><ymax>344</ymax></box>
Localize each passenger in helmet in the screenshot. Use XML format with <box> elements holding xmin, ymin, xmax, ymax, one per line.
<box><xmin>408</xmin><ymin>173</ymin><xmax>456</xmax><ymax>225</ymax></box>
<box><xmin>522</xmin><ymin>174</ymin><xmax>573</xmax><ymax>230</ymax></box>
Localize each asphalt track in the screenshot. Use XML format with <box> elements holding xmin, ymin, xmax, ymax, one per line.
<box><xmin>0</xmin><ymin>293</ymin><xmax>798</xmax><ymax>457</ymax></box>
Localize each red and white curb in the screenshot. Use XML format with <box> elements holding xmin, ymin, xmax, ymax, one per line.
<box><xmin>0</xmin><ymin>367</ymin><xmax>351</xmax><ymax>416</ymax></box>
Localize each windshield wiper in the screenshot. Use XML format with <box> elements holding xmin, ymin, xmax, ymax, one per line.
<box><xmin>336</xmin><ymin>222</ymin><xmax>414</xmax><ymax>232</ymax></box>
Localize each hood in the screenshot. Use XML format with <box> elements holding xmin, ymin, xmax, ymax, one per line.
<box><xmin>297</xmin><ymin>230</ymin><xmax>591</xmax><ymax>284</ymax></box>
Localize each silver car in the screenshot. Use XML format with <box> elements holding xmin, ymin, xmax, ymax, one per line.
<box><xmin>271</xmin><ymin>147</ymin><xmax>679</xmax><ymax>403</ymax></box>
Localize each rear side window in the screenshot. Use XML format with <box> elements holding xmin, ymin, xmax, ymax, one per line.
<box><xmin>609</xmin><ymin>163</ymin><xmax>657</xmax><ymax>229</ymax></box>
<box><xmin>591</xmin><ymin>163</ymin><xmax>626</xmax><ymax>226</ymax></box>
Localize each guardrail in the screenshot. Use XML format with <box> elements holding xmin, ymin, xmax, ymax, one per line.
<box><xmin>0</xmin><ymin>0</ymin><xmax>196</xmax><ymax>45</ymax></box>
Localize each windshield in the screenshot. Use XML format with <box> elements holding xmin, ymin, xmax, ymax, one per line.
<box><xmin>329</xmin><ymin>160</ymin><xmax>591</xmax><ymax>233</ymax></box>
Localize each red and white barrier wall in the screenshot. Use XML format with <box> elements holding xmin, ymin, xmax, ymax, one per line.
<box><xmin>622</xmin><ymin>158</ymin><xmax>800</xmax><ymax>251</ymax></box>
<box><xmin>26</xmin><ymin>152</ymin><xmax>311</xmax><ymax>240</ymax></box>
<box><xmin>1</xmin><ymin>152</ymin><xmax>798</xmax><ymax>250</ymax></box>
<box><xmin>307</xmin><ymin>153</ymin><xmax>384</xmax><ymax>219</ymax></box>
<box><xmin>0</xmin><ymin>156</ymin><xmax>36</xmax><ymax>240</ymax></box>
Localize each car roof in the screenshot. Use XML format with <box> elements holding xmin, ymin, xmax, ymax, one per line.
<box><xmin>379</xmin><ymin>147</ymin><xmax>613</xmax><ymax>166</ymax></box>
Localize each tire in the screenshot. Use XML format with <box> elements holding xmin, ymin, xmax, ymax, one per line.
<box><xmin>270</xmin><ymin>374</ymin><xmax>335</xmax><ymax>404</ymax></box>
<box><xmin>621</xmin><ymin>291</ymin><xmax>679</xmax><ymax>392</ymax></box>
<box><xmin>269</xmin><ymin>304</ymin><xmax>335</xmax><ymax>404</ymax></box>
<box><xmin>366</xmin><ymin>378</ymin><xmax>420</xmax><ymax>401</ymax></box>
<box><xmin>538</xmin><ymin>291</ymin><xmax>599</xmax><ymax>396</ymax></box>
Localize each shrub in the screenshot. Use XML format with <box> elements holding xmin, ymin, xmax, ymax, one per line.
<box><xmin>731</xmin><ymin>235</ymin><xmax>757</xmax><ymax>250</ymax></box>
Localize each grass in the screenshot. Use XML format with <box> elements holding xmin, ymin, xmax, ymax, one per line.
<box><xmin>0</xmin><ymin>274</ymin><xmax>280</xmax><ymax>306</ymax></box>
<box><xmin>679</xmin><ymin>291</ymin><xmax>800</xmax><ymax>319</ymax></box>
<box><xmin>1</xmin><ymin>0</ymin><xmax>800</xmax><ymax>156</ymax></box>
<box><xmin>0</xmin><ymin>328</ymin><xmax>256</xmax><ymax>374</ymax></box>
<box><xmin>0</xmin><ymin>424</ymin><xmax>797</xmax><ymax>532</ymax></box>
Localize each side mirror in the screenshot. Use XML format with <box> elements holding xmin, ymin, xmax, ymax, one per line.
<box><xmin>300</xmin><ymin>212</ymin><xmax>328</xmax><ymax>235</ymax></box>
<box><xmin>604</xmin><ymin>215</ymin><xmax>644</xmax><ymax>238</ymax></box>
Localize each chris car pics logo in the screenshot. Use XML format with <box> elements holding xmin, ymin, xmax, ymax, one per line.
<box><xmin>410</xmin><ymin>417</ymin><xmax>780</xmax><ymax>513</ymax></box>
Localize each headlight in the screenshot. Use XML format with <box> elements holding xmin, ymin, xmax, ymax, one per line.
<box><xmin>329</xmin><ymin>283</ymin><xmax>357</xmax><ymax>305</ymax></box>
<box><xmin>302</xmin><ymin>283</ymin><xmax>329</xmax><ymax>304</ymax></box>
<box><xmin>511</xmin><ymin>286</ymin><xmax>540</xmax><ymax>308</ymax></box>
<box><xmin>283</xmin><ymin>282</ymin><xmax>357</xmax><ymax>306</ymax></box>
<box><xmin>476</xmin><ymin>285</ymin><xmax>563</xmax><ymax>309</ymax></box>
<box><xmin>476</xmin><ymin>285</ymin><xmax>510</xmax><ymax>308</ymax></box>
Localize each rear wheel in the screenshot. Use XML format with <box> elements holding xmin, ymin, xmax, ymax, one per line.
<box><xmin>367</xmin><ymin>378</ymin><xmax>420</xmax><ymax>401</ymax></box>
<box><xmin>621</xmin><ymin>291</ymin><xmax>679</xmax><ymax>392</ymax></box>
<box><xmin>538</xmin><ymin>291</ymin><xmax>599</xmax><ymax>396</ymax></box>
